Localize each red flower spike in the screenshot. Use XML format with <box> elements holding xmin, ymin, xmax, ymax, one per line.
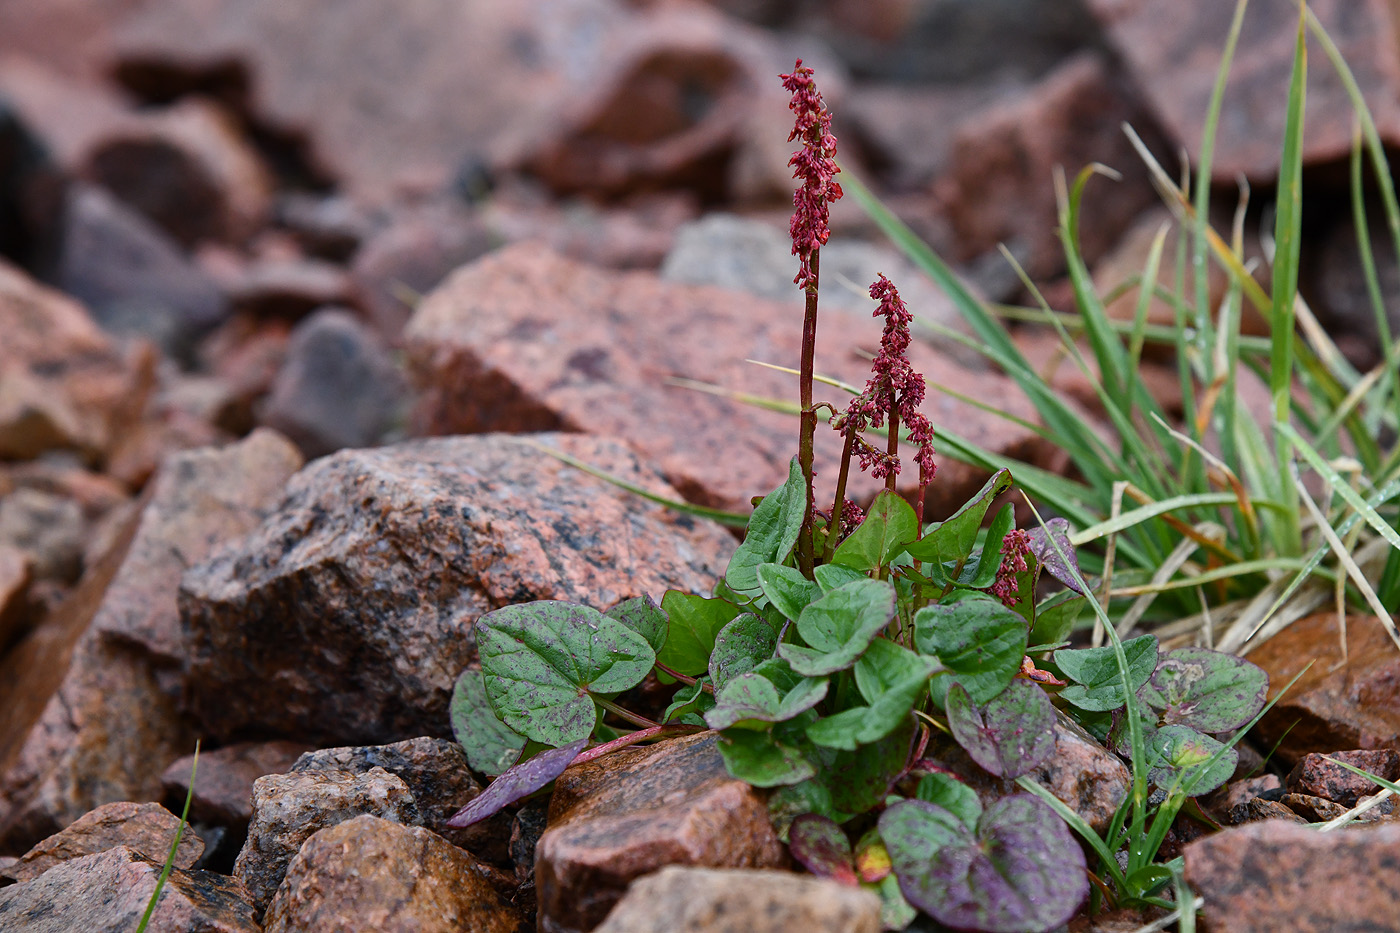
<box><xmin>992</xmin><ymin>529</ymin><xmax>1033</xmax><ymax>607</ymax></box>
<box><xmin>781</xmin><ymin>60</ymin><xmax>842</xmax><ymax>292</ymax></box>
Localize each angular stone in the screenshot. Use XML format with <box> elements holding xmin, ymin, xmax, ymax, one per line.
<box><xmin>85</xmin><ymin>96</ymin><xmax>272</xmax><ymax>247</ymax></box>
<box><xmin>179</xmin><ymin>433</ymin><xmax>734</xmax><ymax>746</ymax></box>
<box><xmin>1247</xmin><ymin>613</ymin><xmax>1400</xmax><ymax>762</ymax></box>
<box><xmin>261</xmin><ymin>814</ymin><xmax>523</xmax><ymax>933</ymax></box>
<box><xmin>233</xmin><ymin>767</ymin><xmax>417</xmax><ymax>915</ymax></box>
<box><xmin>1287</xmin><ymin>749</ymin><xmax>1400</xmax><ymax>807</ymax></box>
<box><xmin>258</xmin><ymin>308</ymin><xmax>407</xmax><ymax>458</ymax></box>
<box><xmin>594</xmin><ymin>866</ymin><xmax>881</xmax><ymax>933</ymax></box>
<box><xmin>3</xmin><ymin>801</ymin><xmax>203</xmax><ymax>884</ymax></box>
<box><xmin>1088</xmin><ymin>0</ymin><xmax>1400</xmax><ymax>182</ymax></box>
<box><xmin>537</xmin><ymin>731</ymin><xmax>785</xmax><ymax>933</ymax></box>
<box><xmin>925</xmin><ymin>709</ymin><xmax>1130</xmax><ymax>835</ymax></box>
<box><xmin>496</xmin><ymin>2</ymin><xmax>774</xmax><ymax>201</ymax></box>
<box><xmin>659</xmin><ymin>212</ymin><xmax>969</xmax><ymax>338</ymax></box>
<box><xmin>0</xmin><ymin>488</ymin><xmax>85</xmax><ymax>584</ymax></box>
<box><xmin>274</xmin><ymin>192</ymin><xmax>373</xmax><ymax>263</ymax></box>
<box><xmin>161</xmin><ymin>741</ymin><xmax>312</xmax><ymax>830</ymax></box>
<box><xmin>1184</xmin><ymin>820</ymin><xmax>1400</xmax><ymax>932</ymax></box>
<box><xmin>1200</xmin><ymin>774</ymin><xmax>1282</xmax><ymax>825</ymax></box>
<box><xmin>0</xmin><ymin>845</ymin><xmax>258</xmax><ymax>933</ymax></box>
<box><xmin>0</xmin><ymin>544</ymin><xmax>30</xmax><ymax>649</ymax></box>
<box><xmin>111</xmin><ymin>0</ymin><xmax>626</xmax><ymax>203</ymax></box>
<box><xmin>406</xmin><ymin>243</ymin><xmax>1048</xmax><ymax>517</ymax></box>
<box><xmin>938</xmin><ymin>51</ymin><xmax>1163</xmax><ymax>279</ymax></box>
<box><xmin>1227</xmin><ymin>797</ymin><xmax>1308</xmax><ymax>826</ymax></box>
<box><xmin>56</xmin><ymin>183</ymin><xmax>228</xmax><ymax>361</ymax></box>
<box><xmin>1279</xmin><ymin>792</ymin><xmax>1348</xmax><ymax>822</ymax></box>
<box><xmin>228</xmin><ymin>257</ymin><xmax>352</xmax><ymax>320</ymax></box>
<box><xmin>0</xmin><ymin>259</ymin><xmax>148</xmax><ymax>463</ymax></box>
<box><xmin>0</xmin><ymin>431</ymin><xmax>302</xmax><ymax>852</ymax></box>
<box><xmin>290</xmin><ymin>737</ymin><xmax>487</xmax><ymax>851</ymax></box>
<box><xmin>349</xmin><ymin>198</ymin><xmax>494</xmax><ymax>339</ymax></box>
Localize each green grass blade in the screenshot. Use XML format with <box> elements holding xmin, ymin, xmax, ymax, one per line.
<box><xmin>137</xmin><ymin>741</ymin><xmax>199</xmax><ymax>933</ymax></box>
<box><xmin>1269</xmin><ymin>7</ymin><xmax>1307</xmax><ymax>556</ymax></box>
<box><xmin>521</xmin><ymin>440</ymin><xmax>750</xmax><ymax>527</ymax></box>
<box><xmin>1282</xmin><ymin>422</ymin><xmax>1400</xmax><ymax>555</ymax></box>
<box><xmin>1070</xmin><ymin>493</ymin><xmax>1241</xmax><ymax>546</ymax></box>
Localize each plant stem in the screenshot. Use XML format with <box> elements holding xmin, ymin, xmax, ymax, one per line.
<box><xmin>797</xmin><ymin>250</ymin><xmax>822</xmax><ymax>578</ymax></box>
<box><xmin>822</xmin><ymin>428</ymin><xmax>857</xmax><ymax>563</ymax></box>
<box><xmin>885</xmin><ymin>397</ymin><xmax>900</xmax><ymax>494</ymax></box>
<box><xmin>595</xmin><ymin>697</ymin><xmax>659</xmax><ymax>730</ymax></box>
<box><xmin>573</xmin><ymin>724</ymin><xmax>708</xmax><ymax>766</ymax></box>
<box><xmin>653</xmin><ymin>662</ymin><xmax>714</xmax><ymax>694</ymax></box>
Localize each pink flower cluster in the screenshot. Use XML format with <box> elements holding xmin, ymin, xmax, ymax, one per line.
<box><xmin>837</xmin><ymin>275</ymin><xmax>937</xmax><ymax>484</ymax></box>
<box><xmin>781</xmin><ymin>60</ymin><xmax>842</xmax><ymax>292</ymax></box>
<box><xmin>992</xmin><ymin>529</ymin><xmax>1033</xmax><ymax>606</ymax></box>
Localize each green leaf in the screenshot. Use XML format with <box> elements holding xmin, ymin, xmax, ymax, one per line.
<box><xmin>1146</xmin><ymin>725</ymin><xmax>1236</xmax><ymax>796</ymax></box>
<box><xmin>814</xmin><ymin>562</ymin><xmax>867</xmax><ymax>591</ymax></box>
<box><xmin>717</xmin><ymin>721</ymin><xmax>816</xmax><ymax>787</ymax></box>
<box><xmin>832</xmin><ymin>490</ymin><xmax>919</xmax><ymax>573</ymax></box>
<box><xmin>450</xmin><ymin>669</ymin><xmax>527</xmax><ymax>777</ymax></box>
<box><xmin>904</xmin><ymin>468</ymin><xmax>1013</xmax><ymax>568</ymax></box>
<box><xmin>1028</xmin><ymin>592</ymin><xmax>1085</xmax><ymax>649</ymax></box>
<box><xmin>605</xmin><ymin>595</ymin><xmax>668</xmax><ymax>655</ymax></box>
<box><xmin>916</xmin><ymin>772</ymin><xmax>983</xmax><ymax>830</ymax></box>
<box><xmin>960</xmin><ymin>503</ymin><xmax>1015</xmax><ymax>589</ymax></box>
<box><xmin>829</xmin><ymin>718</ymin><xmax>917</xmax><ymax>815</ymax></box>
<box><xmin>1055</xmin><ymin>634</ymin><xmax>1159</xmax><ymax>712</ymax></box>
<box><xmin>757</xmin><ymin>563</ymin><xmax>821</xmax><ymax>622</ymax></box>
<box><xmin>705</xmin><ymin>668</ymin><xmax>829</xmax><ymax>730</ymax></box>
<box><xmin>779</xmin><ymin>579</ymin><xmax>897</xmax><ymax>676</ymax></box>
<box><xmin>725</xmin><ymin>458</ymin><xmax>806</xmax><ymax>597</ymax></box>
<box><xmin>946</xmin><ymin>680</ymin><xmax>1057</xmax><ymax>779</ymax></box>
<box><xmin>477</xmin><ymin>601</ymin><xmax>656</xmax><ymax>746</ymax></box>
<box><xmin>807</xmin><ymin>640</ymin><xmax>941</xmax><ymax>751</ymax></box>
<box><xmin>662</xmin><ymin>677</ymin><xmax>714</xmax><ymax>723</ymax></box>
<box><xmin>915</xmin><ymin>593</ymin><xmax>1027</xmax><ymax>704</ymax></box>
<box><xmin>709</xmin><ymin>613</ymin><xmax>778</xmax><ymax>692</ymax></box>
<box><xmin>1138</xmin><ymin>647</ymin><xmax>1268</xmax><ymax>733</ymax></box>
<box><xmin>873</xmin><ymin>872</ymin><xmax>917</xmax><ymax>930</ymax></box>
<box><xmin>657</xmin><ymin>591</ymin><xmax>742</xmax><ymax>676</ymax></box>
<box><xmin>768</xmin><ymin>777</ymin><xmax>854</xmax><ymax>834</ymax></box>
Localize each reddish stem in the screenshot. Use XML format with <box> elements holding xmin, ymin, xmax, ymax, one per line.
<box><xmin>572</xmin><ymin>724</ymin><xmax>709</xmax><ymax>767</ymax></box>
<box><xmin>796</xmin><ymin>251</ymin><xmax>822</xmax><ymax>578</ymax></box>
<box><xmin>885</xmin><ymin>396</ymin><xmax>900</xmax><ymax>495</ymax></box>
<box><xmin>653</xmin><ymin>662</ymin><xmax>715</xmax><ymax>694</ymax></box>
<box><xmin>822</xmin><ymin>427</ymin><xmax>857</xmax><ymax>563</ymax></box>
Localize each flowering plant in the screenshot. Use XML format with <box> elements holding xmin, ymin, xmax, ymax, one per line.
<box><xmin>444</xmin><ymin>60</ymin><xmax>1272</xmax><ymax>933</ymax></box>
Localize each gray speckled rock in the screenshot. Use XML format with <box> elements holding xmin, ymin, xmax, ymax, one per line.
<box><xmin>3</xmin><ymin>801</ymin><xmax>203</xmax><ymax>884</ymax></box>
<box><xmin>178</xmin><ymin>433</ymin><xmax>734</xmax><ymax>746</ymax></box>
<box><xmin>593</xmin><ymin>867</ymin><xmax>881</xmax><ymax>933</ymax></box>
<box><xmin>233</xmin><ymin>766</ymin><xmax>417</xmax><ymax>915</ymax></box>
<box><xmin>0</xmin><ymin>845</ymin><xmax>258</xmax><ymax>933</ymax></box>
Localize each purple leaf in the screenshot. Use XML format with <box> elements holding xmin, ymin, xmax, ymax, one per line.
<box><xmin>445</xmin><ymin>739</ymin><xmax>588</xmax><ymax>828</ymax></box>
<box><xmin>1025</xmin><ymin>517</ymin><xmax>1085</xmax><ymax>595</ymax></box>
<box><xmin>880</xmin><ymin>796</ymin><xmax>1088</xmax><ymax>933</ymax></box>
<box><xmin>789</xmin><ymin>813</ymin><xmax>859</xmax><ymax>886</ymax></box>
<box><xmin>946</xmin><ymin>680</ymin><xmax>1056</xmax><ymax>779</ymax></box>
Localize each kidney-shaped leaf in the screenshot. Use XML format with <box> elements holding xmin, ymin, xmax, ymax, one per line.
<box><xmin>1139</xmin><ymin>647</ymin><xmax>1268</xmax><ymax>733</ymax></box>
<box><xmin>880</xmin><ymin>795</ymin><xmax>1088</xmax><ymax>933</ymax></box>
<box><xmin>450</xmin><ymin>669</ymin><xmax>526</xmax><ymax>777</ymax></box>
<box><xmin>789</xmin><ymin>813</ymin><xmax>858</xmax><ymax>885</ymax></box>
<box><xmin>477</xmin><ymin>602</ymin><xmax>656</xmax><ymax>746</ymax></box>
<box><xmin>709</xmin><ymin>613</ymin><xmax>778</xmax><ymax>692</ymax></box>
<box><xmin>915</xmin><ymin>594</ymin><xmax>1027</xmax><ymax>704</ymax></box>
<box><xmin>904</xmin><ymin>469</ymin><xmax>1012</xmax><ymax>569</ymax></box>
<box><xmin>605</xmin><ymin>595</ymin><xmax>669</xmax><ymax>655</ymax></box>
<box><xmin>1146</xmin><ymin>724</ymin><xmax>1237</xmax><ymax>796</ymax></box>
<box><xmin>657</xmin><ymin>591</ymin><xmax>742</xmax><ymax>676</ymax></box>
<box><xmin>445</xmin><ymin>738</ymin><xmax>588</xmax><ymax>828</ymax></box>
<box><xmin>946</xmin><ymin>680</ymin><xmax>1057</xmax><ymax>779</ymax></box>
<box><xmin>716</xmin><ymin>721</ymin><xmax>816</xmax><ymax>787</ymax></box>
<box><xmin>1055</xmin><ymin>634</ymin><xmax>1158</xmax><ymax>712</ymax></box>
<box><xmin>758</xmin><ymin>563</ymin><xmax>821</xmax><ymax>622</ymax></box>
<box><xmin>779</xmin><ymin>579</ymin><xmax>896</xmax><ymax>676</ymax></box>
<box><xmin>705</xmin><ymin>666</ymin><xmax>829</xmax><ymax>730</ymax></box>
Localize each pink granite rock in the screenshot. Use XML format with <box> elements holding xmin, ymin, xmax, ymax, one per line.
<box><xmin>3</xmin><ymin>800</ymin><xmax>203</xmax><ymax>884</ymax></box>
